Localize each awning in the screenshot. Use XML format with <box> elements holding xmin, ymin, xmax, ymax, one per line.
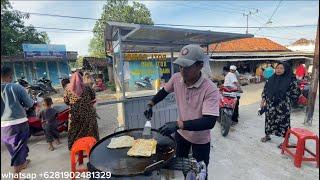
<box><xmin>105</xmin><ymin>21</ymin><xmax>253</xmax><ymax>52</ymax></box>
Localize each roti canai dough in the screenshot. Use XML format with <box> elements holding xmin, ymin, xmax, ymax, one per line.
<box><xmin>107</xmin><ymin>136</ymin><xmax>135</xmax><ymax>149</ymax></box>
<box><xmin>127</xmin><ymin>139</ymin><xmax>157</xmax><ymax>157</ymax></box>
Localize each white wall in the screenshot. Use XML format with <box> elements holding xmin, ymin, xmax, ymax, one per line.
<box><xmin>209</xmin><ymin>61</ymin><xmax>228</xmax><ymax>76</ymax></box>
<box><xmin>286</xmin><ymin>44</ymin><xmax>315</xmax><ymax>52</ymax></box>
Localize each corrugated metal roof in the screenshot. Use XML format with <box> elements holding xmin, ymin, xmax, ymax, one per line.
<box><xmin>105</xmin><ymin>21</ymin><xmax>253</xmax><ymax>52</ymax></box>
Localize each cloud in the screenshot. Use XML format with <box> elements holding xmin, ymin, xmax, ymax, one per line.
<box><xmin>9</xmin><ymin>0</ymin><xmax>104</xmax><ymax>56</ymax></box>
<box><xmin>49</xmin><ymin>32</ymin><xmax>94</xmax><ymax>56</ymax></box>
<box><xmin>8</xmin><ymin>0</ymin><xmax>319</xmax><ymax>55</ymax></box>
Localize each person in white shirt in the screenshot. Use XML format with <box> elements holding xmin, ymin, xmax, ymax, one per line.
<box><xmin>224</xmin><ymin>65</ymin><xmax>241</xmax><ymax>89</ymax></box>
<box><xmin>223</xmin><ymin>65</ymin><xmax>242</xmax><ymax>124</ymax></box>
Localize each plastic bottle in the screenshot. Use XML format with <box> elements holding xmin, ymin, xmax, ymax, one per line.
<box><xmin>142</xmin><ymin>120</ymin><xmax>152</xmax><ymax>138</ymax></box>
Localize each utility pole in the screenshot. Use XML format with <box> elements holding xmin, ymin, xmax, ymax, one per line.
<box><xmin>243</xmin><ymin>9</ymin><xmax>259</xmax><ymax>34</ymax></box>
<box><xmin>304</xmin><ymin>17</ymin><xmax>319</xmax><ymax>126</ymax></box>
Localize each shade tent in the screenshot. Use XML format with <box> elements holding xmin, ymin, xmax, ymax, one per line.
<box><xmin>105</xmin><ymin>21</ymin><xmax>253</xmax><ymax>52</ymax></box>
<box><xmin>103</xmin><ymin>21</ymin><xmax>253</xmax><ymax>129</ymax></box>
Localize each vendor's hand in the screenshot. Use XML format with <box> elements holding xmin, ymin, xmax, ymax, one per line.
<box><xmin>159</xmin><ymin>121</ymin><xmax>179</xmax><ymax>136</ymax></box>
<box><xmin>144</xmin><ymin>104</ymin><xmax>153</xmax><ymax>120</ymax></box>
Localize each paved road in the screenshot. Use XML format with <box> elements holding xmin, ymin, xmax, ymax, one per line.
<box><xmin>1</xmin><ymin>83</ymin><xmax>319</xmax><ymax>180</ymax></box>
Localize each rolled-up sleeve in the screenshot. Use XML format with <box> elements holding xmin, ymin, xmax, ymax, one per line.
<box><xmin>164</xmin><ymin>74</ymin><xmax>177</xmax><ymax>93</ymax></box>
<box><xmin>202</xmin><ymin>87</ymin><xmax>221</xmax><ymax>116</ymax></box>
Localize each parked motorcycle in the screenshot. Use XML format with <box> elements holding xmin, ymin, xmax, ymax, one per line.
<box><xmin>218</xmin><ymin>86</ymin><xmax>241</xmax><ymax>137</ymax></box>
<box><xmin>293</xmin><ymin>79</ymin><xmax>310</xmax><ymax>108</ymax></box>
<box><xmin>15</xmin><ymin>75</ymin><xmax>29</xmax><ymax>88</ymax></box>
<box><xmin>27</xmin><ymin>104</ymin><xmax>70</xmax><ymax>136</ymax></box>
<box><xmin>135</xmin><ymin>77</ymin><xmax>153</xmax><ymax>89</ymax></box>
<box><xmin>37</xmin><ymin>72</ymin><xmax>57</xmax><ymax>94</ymax></box>
<box><xmin>15</xmin><ymin>76</ymin><xmax>47</xmax><ymax>99</ymax></box>
<box><xmin>26</xmin><ymin>99</ymin><xmax>97</xmax><ymax>137</ymax></box>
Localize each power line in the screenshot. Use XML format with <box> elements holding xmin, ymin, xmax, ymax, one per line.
<box><xmin>266</xmin><ymin>0</ymin><xmax>283</xmax><ymax>25</ymax></box>
<box><xmin>243</xmin><ymin>9</ymin><xmax>259</xmax><ymax>34</ymax></box>
<box><xmin>149</xmin><ymin>2</ymin><xmax>244</xmax><ymax>15</ymax></box>
<box><xmin>253</xmin><ymin>13</ymin><xmax>315</xmax><ymax>38</ymax></box>
<box><xmin>156</xmin><ymin>23</ymin><xmax>316</xmax><ymax>28</ymax></box>
<box><xmin>18</xmin><ymin>11</ymin><xmax>100</xmax><ymax>21</ymax></box>
<box><xmin>33</xmin><ymin>26</ymin><xmax>93</xmax><ymax>32</ymax></box>
<box><xmin>254</xmin><ymin>0</ymin><xmax>283</xmax><ymax>34</ymax></box>
<box><xmin>17</xmin><ymin>10</ymin><xmax>317</xmax><ymax>29</ymax></box>
<box><xmin>31</xmin><ymin>23</ymin><xmax>306</xmax><ymax>42</ymax></box>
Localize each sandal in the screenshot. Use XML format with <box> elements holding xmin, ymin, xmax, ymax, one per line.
<box><xmin>48</xmin><ymin>146</ymin><xmax>54</xmax><ymax>151</ymax></box>
<box><xmin>260</xmin><ymin>136</ymin><xmax>271</xmax><ymax>142</ymax></box>
<box><xmin>15</xmin><ymin>159</ymin><xmax>30</xmax><ymax>172</ymax></box>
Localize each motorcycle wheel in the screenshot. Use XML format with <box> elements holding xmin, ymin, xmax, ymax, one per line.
<box><xmin>29</xmin><ymin>126</ymin><xmax>44</xmax><ymax>136</ymax></box>
<box><xmin>220</xmin><ymin>109</ymin><xmax>232</xmax><ymax>137</ymax></box>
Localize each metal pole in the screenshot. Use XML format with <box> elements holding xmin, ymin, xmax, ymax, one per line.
<box><xmin>304</xmin><ymin>17</ymin><xmax>319</xmax><ymax>126</ymax></box>
<box><xmin>246</xmin><ymin>15</ymin><xmax>249</xmax><ymax>35</ymax></box>
<box><xmin>170</xmin><ymin>49</ymin><xmax>174</xmax><ymax>76</ymax></box>
<box><xmin>117</xmin><ymin>29</ymin><xmax>126</xmax><ymax>127</ymax></box>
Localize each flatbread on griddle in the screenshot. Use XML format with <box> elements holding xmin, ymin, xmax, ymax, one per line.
<box><xmin>127</xmin><ymin>139</ymin><xmax>157</xmax><ymax>157</ymax></box>
<box><xmin>107</xmin><ymin>136</ymin><xmax>135</xmax><ymax>149</ymax></box>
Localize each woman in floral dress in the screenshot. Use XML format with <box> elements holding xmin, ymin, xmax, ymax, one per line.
<box><xmin>64</xmin><ymin>72</ymin><xmax>99</xmax><ymax>150</ymax></box>
<box><xmin>260</xmin><ymin>62</ymin><xmax>300</xmax><ymax>146</ymax></box>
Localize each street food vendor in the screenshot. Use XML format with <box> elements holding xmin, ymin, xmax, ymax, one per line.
<box><xmin>144</xmin><ymin>44</ymin><xmax>220</xmax><ymax>169</ymax></box>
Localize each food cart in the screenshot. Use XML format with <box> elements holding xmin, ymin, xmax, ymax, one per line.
<box><xmin>88</xmin><ymin>21</ymin><xmax>253</xmax><ymax>179</ymax></box>
<box><xmin>103</xmin><ymin>21</ymin><xmax>253</xmax><ymax>130</ymax></box>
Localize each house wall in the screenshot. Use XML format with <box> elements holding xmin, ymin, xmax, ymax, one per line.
<box><xmin>209</xmin><ymin>61</ymin><xmax>228</xmax><ymax>76</ymax></box>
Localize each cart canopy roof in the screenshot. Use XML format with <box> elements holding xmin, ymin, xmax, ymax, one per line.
<box><xmin>105</xmin><ymin>21</ymin><xmax>254</xmax><ymax>52</ymax></box>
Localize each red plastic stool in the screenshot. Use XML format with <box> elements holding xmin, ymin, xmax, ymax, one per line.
<box><xmin>70</xmin><ymin>137</ymin><xmax>97</xmax><ymax>177</ymax></box>
<box><xmin>281</xmin><ymin>128</ymin><xmax>319</xmax><ymax>168</ymax></box>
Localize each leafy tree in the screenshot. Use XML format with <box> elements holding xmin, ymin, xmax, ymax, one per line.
<box><xmin>1</xmin><ymin>0</ymin><xmax>50</xmax><ymax>56</ymax></box>
<box><xmin>69</xmin><ymin>56</ymin><xmax>84</xmax><ymax>69</ymax></box>
<box><xmin>89</xmin><ymin>0</ymin><xmax>153</xmax><ymax>57</ymax></box>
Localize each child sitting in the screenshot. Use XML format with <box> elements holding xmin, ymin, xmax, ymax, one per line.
<box><xmin>94</xmin><ymin>78</ymin><xmax>106</xmax><ymax>92</ymax></box>
<box><xmin>37</xmin><ymin>97</ymin><xmax>60</xmax><ymax>151</ymax></box>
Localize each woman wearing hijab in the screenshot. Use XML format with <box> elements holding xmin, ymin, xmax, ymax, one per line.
<box><xmin>63</xmin><ymin>72</ymin><xmax>99</xmax><ymax>150</ymax></box>
<box><xmin>260</xmin><ymin>62</ymin><xmax>300</xmax><ymax>146</ymax></box>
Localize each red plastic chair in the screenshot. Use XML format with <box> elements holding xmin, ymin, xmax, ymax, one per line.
<box><xmin>281</xmin><ymin>128</ymin><xmax>319</xmax><ymax>168</ymax></box>
<box><xmin>70</xmin><ymin>136</ymin><xmax>97</xmax><ymax>178</ymax></box>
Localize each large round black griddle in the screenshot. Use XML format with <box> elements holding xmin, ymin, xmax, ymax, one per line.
<box><xmin>88</xmin><ymin>128</ymin><xmax>176</xmax><ymax>177</ymax></box>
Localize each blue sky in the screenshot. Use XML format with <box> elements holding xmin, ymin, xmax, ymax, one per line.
<box><xmin>10</xmin><ymin>0</ymin><xmax>319</xmax><ymax>55</ymax></box>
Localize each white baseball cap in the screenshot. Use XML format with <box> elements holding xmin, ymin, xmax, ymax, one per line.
<box><xmin>230</xmin><ymin>65</ymin><xmax>237</xmax><ymax>70</ymax></box>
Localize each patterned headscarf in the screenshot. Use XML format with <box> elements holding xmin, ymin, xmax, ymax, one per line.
<box><xmin>66</xmin><ymin>72</ymin><xmax>85</xmax><ymax>97</ymax></box>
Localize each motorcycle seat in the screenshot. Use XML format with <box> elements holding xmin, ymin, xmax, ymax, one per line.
<box><xmin>222</xmin><ymin>92</ymin><xmax>238</xmax><ymax>98</ymax></box>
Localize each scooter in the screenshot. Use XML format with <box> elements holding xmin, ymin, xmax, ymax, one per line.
<box><xmin>293</xmin><ymin>79</ymin><xmax>310</xmax><ymax>108</ymax></box>
<box><xmin>135</xmin><ymin>77</ymin><xmax>153</xmax><ymax>89</ymax></box>
<box><xmin>218</xmin><ymin>86</ymin><xmax>240</xmax><ymax>137</ymax></box>
<box><xmin>26</xmin><ymin>99</ymin><xmax>97</xmax><ymax>137</ymax></box>
<box><xmin>37</xmin><ymin>72</ymin><xmax>57</xmax><ymax>94</ymax></box>
<box><xmin>15</xmin><ymin>76</ymin><xmax>29</xmax><ymax>88</ymax></box>
<box><xmin>15</xmin><ymin>76</ymin><xmax>47</xmax><ymax>99</ymax></box>
<box><xmin>27</xmin><ymin>104</ymin><xmax>70</xmax><ymax>136</ymax></box>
